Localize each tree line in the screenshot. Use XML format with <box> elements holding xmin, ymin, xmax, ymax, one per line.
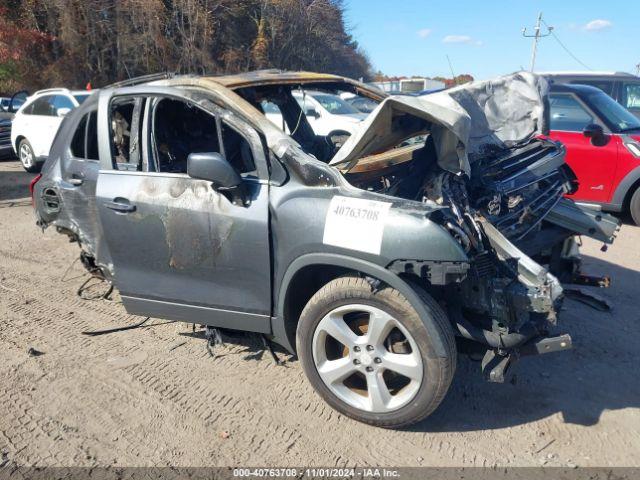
<box><xmin>0</xmin><ymin>0</ymin><xmax>372</xmax><ymax>94</ymax></box>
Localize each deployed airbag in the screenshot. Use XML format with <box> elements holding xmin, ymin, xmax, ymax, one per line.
<box><xmin>331</xmin><ymin>72</ymin><xmax>549</xmax><ymax>175</ymax></box>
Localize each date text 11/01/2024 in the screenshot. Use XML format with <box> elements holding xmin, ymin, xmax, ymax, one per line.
<box><xmin>232</xmin><ymin>468</ymin><xmax>400</xmax><ymax>477</ymax></box>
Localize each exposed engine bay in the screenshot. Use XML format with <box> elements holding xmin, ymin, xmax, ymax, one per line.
<box><xmin>332</xmin><ymin>73</ymin><xmax>620</xmax><ymax>381</ymax></box>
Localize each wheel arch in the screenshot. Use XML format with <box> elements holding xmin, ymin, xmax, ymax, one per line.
<box><xmin>611</xmin><ymin>165</ymin><xmax>640</xmax><ymax>211</ymax></box>
<box><xmin>622</xmin><ymin>175</ymin><xmax>640</xmax><ymax>212</ymax></box>
<box><xmin>14</xmin><ymin>135</ymin><xmax>26</xmax><ymax>152</ymax></box>
<box><xmin>272</xmin><ymin>253</ymin><xmax>446</xmax><ymax>357</ymax></box>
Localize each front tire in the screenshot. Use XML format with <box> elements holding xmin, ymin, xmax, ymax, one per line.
<box><xmin>296</xmin><ymin>276</ymin><xmax>456</xmax><ymax>428</ymax></box>
<box><xmin>18</xmin><ymin>139</ymin><xmax>40</xmax><ymax>173</ymax></box>
<box><xmin>630</xmin><ymin>186</ymin><xmax>640</xmax><ymax>226</ymax></box>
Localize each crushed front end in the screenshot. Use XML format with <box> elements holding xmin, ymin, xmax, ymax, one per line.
<box><xmin>419</xmin><ymin>138</ymin><xmax>618</xmax><ymax>381</ymax></box>
<box><xmin>336</xmin><ymin>72</ymin><xmax>620</xmax><ymax>382</ymax></box>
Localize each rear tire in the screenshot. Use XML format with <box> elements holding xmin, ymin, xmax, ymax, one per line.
<box><xmin>630</xmin><ymin>187</ymin><xmax>640</xmax><ymax>226</ymax></box>
<box><xmin>296</xmin><ymin>275</ymin><xmax>456</xmax><ymax>428</ymax></box>
<box><xmin>18</xmin><ymin>139</ymin><xmax>40</xmax><ymax>173</ymax></box>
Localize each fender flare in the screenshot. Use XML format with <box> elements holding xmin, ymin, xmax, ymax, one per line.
<box><xmin>272</xmin><ymin>253</ymin><xmax>448</xmax><ymax>357</ymax></box>
<box><xmin>611</xmin><ymin>165</ymin><xmax>640</xmax><ymax>209</ymax></box>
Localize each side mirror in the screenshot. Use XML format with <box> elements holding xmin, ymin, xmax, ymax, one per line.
<box><xmin>583</xmin><ymin>123</ymin><xmax>608</xmax><ymax>146</ymax></box>
<box><xmin>583</xmin><ymin>123</ymin><xmax>603</xmax><ymax>138</ymax></box>
<box><xmin>305</xmin><ymin>107</ymin><xmax>320</xmax><ymax>119</ymax></box>
<box><xmin>187</xmin><ymin>152</ymin><xmax>241</xmax><ymax>189</ymax></box>
<box><xmin>56</xmin><ymin>107</ymin><xmax>71</xmax><ymax>117</ymax></box>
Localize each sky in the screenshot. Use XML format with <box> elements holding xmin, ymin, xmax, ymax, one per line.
<box><xmin>344</xmin><ymin>0</ymin><xmax>638</xmax><ymax>81</ymax></box>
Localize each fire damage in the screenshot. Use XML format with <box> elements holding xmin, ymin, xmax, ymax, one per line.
<box><xmin>328</xmin><ymin>73</ymin><xmax>619</xmax><ymax>380</ymax></box>
<box><xmin>31</xmin><ymin>70</ymin><xmax>620</xmax><ymax>426</ymax></box>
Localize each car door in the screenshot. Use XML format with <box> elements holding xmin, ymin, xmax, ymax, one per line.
<box><xmin>548</xmin><ymin>93</ymin><xmax>618</xmax><ymax>203</ymax></box>
<box><xmin>95</xmin><ymin>88</ymin><xmax>272</xmax><ymax>332</ymax></box>
<box><xmin>60</xmin><ymin>106</ymin><xmax>106</xmax><ymax>257</ymax></box>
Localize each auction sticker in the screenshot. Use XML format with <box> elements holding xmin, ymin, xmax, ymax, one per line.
<box><xmin>323</xmin><ymin>196</ymin><xmax>392</xmax><ymax>255</ymax></box>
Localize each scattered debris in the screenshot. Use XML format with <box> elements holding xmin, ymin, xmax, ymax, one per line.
<box><xmin>219</xmin><ymin>430</ymin><xmax>230</xmax><ymax>439</ymax></box>
<box><xmin>205</xmin><ymin>326</ymin><xmax>224</xmax><ymax>358</ymax></box>
<box><xmin>535</xmin><ymin>438</ymin><xmax>556</xmax><ymax>454</ymax></box>
<box><xmin>168</xmin><ymin>341</ymin><xmax>187</xmax><ymax>352</ymax></box>
<box><xmin>81</xmin><ymin>317</ymin><xmax>150</xmax><ymax>336</ymax></box>
<box><xmin>261</xmin><ymin>334</ymin><xmax>285</xmax><ymax>366</ymax></box>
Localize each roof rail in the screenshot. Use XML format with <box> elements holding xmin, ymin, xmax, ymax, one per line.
<box><xmin>34</xmin><ymin>87</ymin><xmax>71</xmax><ymax>95</ymax></box>
<box><xmin>105</xmin><ymin>72</ymin><xmax>178</xmax><ymax>89</ymax></box>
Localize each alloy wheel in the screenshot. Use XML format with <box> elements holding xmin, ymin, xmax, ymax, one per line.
<box><xmin>20</xmin><ymin>143</ymin><xmax>34</xmax><ymax>169</ymax></box>
<box><xmin>311</xmin><ymin>304</ymin><xmax>423</xmax><ymax>413</ymax></box>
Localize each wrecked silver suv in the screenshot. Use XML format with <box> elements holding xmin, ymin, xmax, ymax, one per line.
<box><xmin>32</xmin><ymin>70</ymin><xmax>619</xmax><ymax>428</ymax></box>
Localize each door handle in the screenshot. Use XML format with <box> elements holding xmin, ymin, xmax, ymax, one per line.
<box><xmin>104</xmin><ymin>199</ymin><xmax>136</xmax><ymax>213</ymax></box>
<box><xmin>68</xmin><ymin>176</ymin><xmax>83</xmax><ymax>186</ymax></box>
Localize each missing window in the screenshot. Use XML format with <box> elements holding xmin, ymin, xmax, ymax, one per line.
<box><xmin>151</xmin><ymin>98</ymin><xmax>256</xmax><ymax>177</ymax></box>
<box><xmin>70</xmin><ymin>111</ymin><xmax>99</xmax><ymax>161</ymax></box>
<box><xmin>152</xmin><ymin>98</ymin><xmax>219</xmax><ymax>174</ymax></box>
<box><xmin>110</xmin><ymin>98</ymin><xmax>141</xmax><ymax>170</ymax></box>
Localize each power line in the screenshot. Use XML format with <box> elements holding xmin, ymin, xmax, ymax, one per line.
<box><xmin>542</xmin><ymin>18</ymin><xmax>592</xmax><ymax>71</ymax></box>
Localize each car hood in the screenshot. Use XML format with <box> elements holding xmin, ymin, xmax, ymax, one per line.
<box><xmin>330</xmin><ymin>71</ymin><xmax>549</xmax><ymax>176</ymax></box>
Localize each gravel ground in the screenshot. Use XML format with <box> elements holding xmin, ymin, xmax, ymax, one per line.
<box><xmin>1</xmin><ymin>158</ymin><xmax>639</xmax><ymax>468</ymax></box>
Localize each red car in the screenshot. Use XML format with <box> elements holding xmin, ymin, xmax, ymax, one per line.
<box><xmin>549</xmin><ymin>83</ymin><xmax>640</xmax><ymax>225</ymax></box>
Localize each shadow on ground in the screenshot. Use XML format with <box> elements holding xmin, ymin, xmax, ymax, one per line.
<box><xmin>169</xmin><ymin>252</ymin><xmax>639</xmax><ymax>434</ymax></box>
<box><xmin>414</xmin><ymin>253</ymin><xmax>640</xmax><ymax>432</ymax></box>
<box><xmin>179</xmin><ymin>328</ymin><xmax>296</xmax><ymax>365</ymax></box>
<box><xmin>0</xmin><ymin>161</ymin><xmax>35</xmax><ymax>202</ymax></box>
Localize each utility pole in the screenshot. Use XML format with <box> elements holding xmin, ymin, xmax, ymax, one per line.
<box><xmin>446</xmin><ymin>55</ymin><xmax>457</xmax><ymax>85</ymax></box>
<box><xmin>522</xmin><ymin>12</ymin><xmax>553</xmax><ymax>72</ymax></box>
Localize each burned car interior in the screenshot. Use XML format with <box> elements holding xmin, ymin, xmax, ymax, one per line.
<box><xmin>237</xmin><ymin>82</ymin><xmax>374</xmax><ymax>162</ymax></box>
<box><xmin>109</xmin><ymin>95</ymin><xmax>257</xmax><ymax>177</ymax></box>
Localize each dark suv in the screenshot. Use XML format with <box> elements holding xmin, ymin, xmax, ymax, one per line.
<box><xmin>544</xmin><ymin>71</ymin><xmax>640</xmax><ymax>118</ymax></box>
<box><xmin>31</xmin><ymin>71</ymin><xmax>618</xmax><ymax>428</ymax></box>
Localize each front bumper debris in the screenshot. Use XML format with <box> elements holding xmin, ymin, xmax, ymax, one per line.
<box><xmin>482</xmin><ymin>334</ymin><xmax>573</xmax><ymax>383</ymax></box>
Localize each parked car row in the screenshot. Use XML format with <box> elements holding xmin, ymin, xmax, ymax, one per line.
<box><xmin>0</xmin><ymin>90</ymin><xmax>28</xmax><ymax>158</ymax></box>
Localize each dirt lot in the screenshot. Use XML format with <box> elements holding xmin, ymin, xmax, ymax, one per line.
<box><xmin>1</xmin><ymin>158</ymin><xmax>639</xmax><ymax>468</ymax></box>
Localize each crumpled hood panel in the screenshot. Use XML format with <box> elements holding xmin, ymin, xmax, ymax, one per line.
<box><xmin>330</xmin><ymin>71</ymin><xmax>549</xmax><ymax>175</ymax></box>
